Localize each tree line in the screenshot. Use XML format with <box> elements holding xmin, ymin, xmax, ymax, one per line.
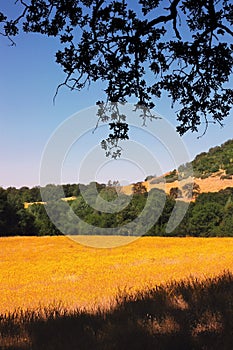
<box><xmin>1</xmin><ymin>183</ymin><xmax>233</xmax><ymax>237</ymax></box>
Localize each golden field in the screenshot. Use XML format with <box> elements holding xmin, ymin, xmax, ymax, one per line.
<box><xmin>0</xmin><ymin>236</ymin><xmax>232</xmax><ymax>313</ymax></box>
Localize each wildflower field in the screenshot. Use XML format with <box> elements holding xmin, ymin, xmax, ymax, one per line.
<box><xmin>0</xmin><ymin>236</ymin><xmax>232</xmax><ymax>313</ymax></box>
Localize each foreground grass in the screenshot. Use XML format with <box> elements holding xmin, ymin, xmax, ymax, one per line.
<box><xmin>0</xmin><ymin>272</ymin><xmax>232</xmax><ymax>350</ymax></box>
<box><xmin>0</xmin><ymin>236</ymin><xmax>233</xmax><ymax>313</ymax></box>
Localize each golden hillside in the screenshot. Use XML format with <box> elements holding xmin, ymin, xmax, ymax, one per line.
<box><xmin>121</xmin><ymin>171</ymin><xmax>233</xmax><ymax>200</ymax></box>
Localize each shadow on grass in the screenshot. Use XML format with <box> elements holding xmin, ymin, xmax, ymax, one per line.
<box><xmin>0</xmin><ymin>271</ymin><xmax>232</xmax><ymax>350</ymax></box>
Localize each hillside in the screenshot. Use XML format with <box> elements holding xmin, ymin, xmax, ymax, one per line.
<box><xmin>191</xmin><ymin>139</ymin><xmax>233</xmax><ymax>178</ymax></box>
<box><xmin>121</xmin><ymin>176</ymin><xmax>233</xmax><ymax>200</ymax></box>
<box><xmin>122</xmin><ymin>139</ymin><xmax>233</xmax><ymax>198</ymax></box>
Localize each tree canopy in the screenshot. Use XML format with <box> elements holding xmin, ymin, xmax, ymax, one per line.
<box><xmin>1</xmin><ymin>0</ymin><xmax>233</xmax><ymax>136</ymax></box>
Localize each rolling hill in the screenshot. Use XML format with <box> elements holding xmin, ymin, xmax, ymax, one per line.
<box><xmin>121</xmin><ymin>139</ymin><xmax>233</xmax><ymax>199</ymax></box>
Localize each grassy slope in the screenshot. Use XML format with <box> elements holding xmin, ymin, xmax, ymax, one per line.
<box><xmin>121</xmin><ymin>175</ymin><xmax>233</xmax><ymax>197</ymax></box>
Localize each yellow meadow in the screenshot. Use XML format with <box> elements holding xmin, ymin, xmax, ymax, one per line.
<box><xmin>0</xmin><ymin>236</ymin><xmax>232</xmax><ymax>313</ymax></box>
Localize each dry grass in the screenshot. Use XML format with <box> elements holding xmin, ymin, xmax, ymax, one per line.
<box><xmin>194</xmin><ymin>176</ymin><xmax>233</xmax><ymax>193</ymax></box>
<box><xmin>1</xmin><ymin>271</ymin><xmax>232</xmax><ymax>350</ymax></box>
<box><xmin>121</xmin><ymin>175</ymin><xmax>233</xmax><ymax>197</ymax></box>
<box><xmin>0</xmin><ymin>236</ymin><xmax>232</xmax><ymax>314</ymax></box>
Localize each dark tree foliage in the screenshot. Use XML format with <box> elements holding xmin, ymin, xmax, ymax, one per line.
<box><xmin>182</xmin><ymin>181</ymin><xmax>200</xmax><ymax>199</ymax></box>
<box><xmin>132</xmin><ymin>181</ymin><xmax>147</xmax><ymax>195</ymax></box>
<box><xmin>1</xmin><ymin>0</ymin><xmax>233</xmax><ymax>138</ymax></box>
<box><xmin>169</xmin><ymin>186</ymin><xmax>182</xmax><ymax>199</ymax></box>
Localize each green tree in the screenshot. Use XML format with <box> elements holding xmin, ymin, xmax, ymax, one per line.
<box><xmin>28</xmin><ymin>186</ymin><xmax>42</xmax><ymax>202</ymax></box>
<box><xmin>99</xmin><ymin>187</ymin><xmax>118</xmax><ymax>202</ymax></box>
<box><xmin>214</xmin><ymin>197</ymin><xmax>233</xmax><ymax>236</ymax></box>
<box><xmin>6</xmin><ymin>187</ymin><xmax>23</xmax><ymax>211</ymax></box>
<box><xmin>71</xmin><ymin>195</ymin><xmax>94</xmax><ymax>221</ymax></box>
<box><xmin>132</xmin><ymin>182</ymin><xmax>147</xmax><ymax>195</ymax></box>
<box><xmin>17</xmin><ymin>208</ymin><xmax>38</xmax><ymax>236</ymax></box>
<box><xmin>63</xmin><ymin>184</ymin><xmax>80</xmax><ymax>197</ymax></box>
<box><xmin>41</xmin><ymin>184</ymin><xmax>63</xmax><ymax>202</ymax></box>
<box><xmin>182</xmin><ymin>182</ymin><xmax>200</xmax><ymax>199</ymax></box>
<box><xmin>0</xmin><ymin>187</ymin><xmax>27</xmax><ymax>236</ymax></box>
<box><xmin>0</xmin><ymin>188</ymin><xmax>17</xmax><ymax>236</ymax></box>
<box><xmin>195</xmin><ymin>191</ymin><xmax>228</xmax><ymax>207</ymax></box>
<box><xmin>189</xmin><ymin>202</ymin><xmax>223</xmax><ymax>236</ymax></box>
<box><xmin>172</xmin><ymin>202</ymin><xmax>194</xmax><ymax>237</ymax></box>
<box><xmin>158</xmin><ymin>195</ymin><xmax>176</xmax><ymax>234</ymax></box>
<box><xmin>169</xmin><ymin>187</ymin><xmax>182</xmax><ymax>199</ymax></box>
<box><xmin>142</xmin><ymin>188</ymin><xmax>166</xmax><ymax>236</ymax></box>
<box><xmin>29</xmin><ymin>203</ymin><xmax>61</xmax><ymax>235</ymax></box>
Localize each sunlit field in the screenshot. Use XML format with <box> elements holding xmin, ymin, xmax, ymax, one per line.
<box><xmin>0</xmin><ymin>236</ymin><xmax>232</xmax><ymax>313</ymax></box>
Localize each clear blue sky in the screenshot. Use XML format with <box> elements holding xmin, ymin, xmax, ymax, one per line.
<box><xmin>1</xmin><ymin>1</ymin><xmax>233</xmax><ymax>189</ymax></box>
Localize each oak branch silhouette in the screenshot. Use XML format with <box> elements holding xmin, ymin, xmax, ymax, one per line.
<box><xmin>1</xmin><ymin>0</ymin><xmax>233</xmax><ymax>156</ymax></box>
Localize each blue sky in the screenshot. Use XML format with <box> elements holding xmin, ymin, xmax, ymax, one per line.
<box><xmin>1</xmin><ymin>1</ymin><xmax>233</xmax><ymax>189</ymax></box>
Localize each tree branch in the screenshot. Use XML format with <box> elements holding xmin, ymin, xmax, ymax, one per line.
<box><xmin>218</xmin><ymin>24</ymin><xmax>233</xmax><ymax>37</ymax></box>
<box><xmin>13</xmin><ymin>2</ymin><xmax>28</xmax><ymax>24</ymax></box>
<box><xmin>142</xmin><ymin>0</ymin><xmax>181</xmax><ymax>38</ymax></box>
